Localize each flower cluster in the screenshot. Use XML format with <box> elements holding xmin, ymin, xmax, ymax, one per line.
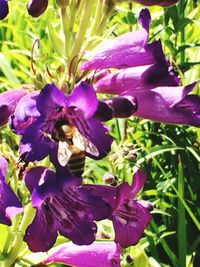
<box><xmin>0</xmin><ymin>77</ymin><xmax>150</xmax><ymax>256</ymax></box>
<box><xmin>0</xmin><ymin>0</ymin><xmax>199</xmax><ymax>266</ymax></box>
<box><xmin>81</xmin><ymin>9</ymin><xmax>200</xmax><ymax>127</ymax></box>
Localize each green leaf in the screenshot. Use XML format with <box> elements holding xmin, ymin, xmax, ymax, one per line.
<box><xmin>0</xmin><ymin>53</ymin><xmax>20</xmax><ymax>85</ymax></box>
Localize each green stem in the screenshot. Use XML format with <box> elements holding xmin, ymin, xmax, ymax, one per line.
<box><xmin>3</xmin><ymin>204</ymin><xmax>35</xmax><ymax>266</ymax></box>
<box><xmin>178</xmin><ymin>157</ymin><xmax>186</xmax><ymax>267</ymax></box>
<box><xmin>115</xmin><ymin>119</ymin><xmax>122</xmax><ymax>144</ymax></box>
<box><xmin>71</xmin><ymin>0</ymin><xmax>94</xmax><ymax>60</ymax></box>
<box><xmin>69</xmin><ymin>0</ymin><xmax>77</xmax><ymax>33</ymax></box>
<box><xmin>89</xmin><ymin>0</ymin><xmax>103</xmax><ymax>36</ymax></box>
<box><xmin>2</xmin><ymin>213</ymin><xmax>22</xmax><ymax>256</ymax></box>
<box><xmin>128</xmin><ymin>2</ymin><xmax>133</xmax><ymax>32</ymax></box>
<box><xmin>61</xmin><ymin>7</ymin><xmax>70</xmax><ymax>59</ymax></box>
<box><xmin>179</xmin><ymin>0</ymin><xmax>185</xmax><ymax>65</ymax></box>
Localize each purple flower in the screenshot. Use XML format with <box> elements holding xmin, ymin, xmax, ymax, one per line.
<box><xmin>10</xmin><ymin>91</ymin><xmax>40</xmax><ymax>135</ymax></box>
<box><xmin>44</xmin><ymin>241</ymin><xmax>121</xmax><ymax>267</ymax></box>
<box><xmin>23</xmin><ymin>167</ymin><xmax>110</xmax><ymax>252</ymax></box>
<box><xmin>27</xmin><ymin>0</ymin><xmax>49</xmax><ymax>18</ymax></box>
<box><xmin>0</xmin><ymin>0</ymin><xmax>9</xmax><ymax>20</ymax></box>
<box><xmin>0</xmin><ymin>156</ymin><xmax>23</xmax><ymax>226</ymax></box>
<box><xmin>131</xmin><ymin>81</ymin><xmax>200</xmax><ymax>127</ymax></box>
<box><xmin>14</xmin><ymin>82</ymin><xmax>112</xmax><ymax>167</ymax></box>
<box><xmin>95</xmin><ymin>63</ymin><xmax>180</xmax><ymax>94</ymax></box>
<box><xmin>0</xmin><ymin>89</ymin><xmax>27</xmax><ymax>127</ymax></box>
<box><xmin>84</xmin><ymin>170</ymin><xmax>152</xmax><ymax>248</ymax></box>
<box><xmin>81</xmin><ymin>9</ymin><xmax>165</xmax><ymax>71</ymax></box>
<box><xmin>80</xmin><ymin>7</ymin><xmax>200</xmax><ymax>128</ymax></box>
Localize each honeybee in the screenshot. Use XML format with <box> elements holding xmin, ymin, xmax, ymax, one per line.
<box><xmin>53</xmin><ymin>122</ymin><xmax>99</xmax><ymax>176</ymax></box>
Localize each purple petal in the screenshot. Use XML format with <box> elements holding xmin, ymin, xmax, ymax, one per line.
<box><xmin>0</xmin><ymin>158</ymin><xmax>23</xmax><ymax>226</ymax></box>
<box><xmin>36</xmin><ymin>83</ymin><xmax>66</xmax><ymax>117</ymax></box>
<box><xmin>58</xmin><ymin>183</ymin><xmax>110</xmax><ymax>245</ymax></box>
<box><xmin>67</xmin><ymin>82</ymin><xmax>98</xmax><ymax>119</ymax></box>
<box><xmin>133</xmin><ymin>82</ymin><xmax>200</xmax><ymax>127</ymax></box>
<box><xmin>0</xmin><ymin>156</ymin><xmax>8</xmax><ymax>178</ymax></box>
<box><xmin>138</xmin><ymin>8</ymin><xmax>151</xmax><ymax>32</ymax></box>
<box><xmin>0</xmin><ymin>0</ymin><xmax>9</xmax><ymax>20</ymax></box>
<box><xmin>25</xmin><ymin>166</ymin><xmax>47</xmax><ymax>193</ymax></box>
<box><xmin>95</xmin><ymin>64</ymin><xmax>179</xmax><ymax>94</ymax></box>
<box><xmin>25</xmin><ymin>167</ymin><xmax>61</xmax><ymax>208</ymax></box>
<box><xmin>20</xmin><ymin>118</ymin><xmax>56</xmax><ymax>162</ymax></box>
<box><xmin>24</xmin><ymin>207</ymin><xmax>57</xmax><ymax>252</ymax></box>
<box><xmin>81</xmin><ymin>9</ymin><xmax>152</xmax><ymax>71</ymax></box>
<box><xmin>82</xmin><ymin>184</ymin><xmax>117</xmax><ymax>210</ymax></box>
<box><xmin>83</xmin><ymin>118</ymin><xmax>113</xmax><ymax>159</ymax></box>
<box><xmin>112</xmin><ymin>200</ymin><xmax>151</xmax><ymax>248</ymax></box>
<box><xmin>159</xmin><ymin>0</ymin><xmax>179</xmax><ymax>7</ymax></box>
<box><xmin>58</xmin><ymin>216</ymin><xmax>97</xmax><ymax>246</ymax></box>
<box><xmin>0</xmin><ymin>89</ymin><xmax>27</xmax><ymax>126</ymax></box>
<box><xmin>25</xmin><ymin>167</ymin><xmax>110</xmax><ymax>250</ymax></box>
<box><xmin>93</xmin><ymin>101</ymin><xmax>114</xmax><ymax>122</ymax></box>
<box><xmin>10</xmin><ymin>91</ymin><xmax>40</xmax><ymax>134</ymax></box>
<box><xmin>132</xmin><ymin>0</ymin><xmax>178</xmax><ymax>6</ymax></box>
<box><xmin>44</xmin><ymin>242</ymin><xmax>121</xmax><ymax>267</ymax></box>
<box><xmin>117</xmin><ymin>170</ymin><xmax>147</xmax><ymax>200</ymax></box>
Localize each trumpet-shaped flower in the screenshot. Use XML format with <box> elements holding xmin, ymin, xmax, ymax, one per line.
<box><xmin>81</xmin><ymin>7</ymin><xmax>200</xmax><ymax>128</ymax></box>
<box><xmin>44</xmin><ymin>242</ymin><xmax>121</xmax><ymax>267</ymax></box>
<box><xmin>0</xmin><ymin>89</ymin><xmax>27</xmax><ymax>127</ymax></box>
<box><xmin>0</xmin><ymin>156</ymin><xmax>23</xmax><ymax>226</ymax></box>
<box><xmin>84</xmin><ymin>170</ymin><xmax>152</xmax><ymax>248</ymax></box>
<box><xmin>81</xmin><ymin>9</ymin><xmax>165</xmax><ymax>71</ymax></box>
<box><xmin>23</xmin><ymin>167</ymin><xmax>110</xmax><ymax>252</ymax></box>
<box><xmin>95</xmin><ymin>63</ymin><xmax>179</xmax><ymax>94</ymax></box>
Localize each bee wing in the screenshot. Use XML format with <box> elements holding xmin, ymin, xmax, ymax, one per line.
<box><xmin>57</xmin><ymin>141</ymin><xmax>72</xmax><ymax>166</ymax></box>
<box><xmin>73</xmin><ymin>129</ymin><xmax>99</xmax><ymax>157</ymax></box>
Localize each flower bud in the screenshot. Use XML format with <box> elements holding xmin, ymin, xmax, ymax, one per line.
<box><xmin>0</xmin><ymin>0</ymin><xmax>9</xmax><ymax>20</ymax></box>
<box><xmin>103</xmin><ymin>172</ymin><xmax>116</xmax><ymax>184</ymax></box>
<box><xmin>27</xmin><ymin>0</ymin><xmax>49</xmax><ymax>18</ymax></box>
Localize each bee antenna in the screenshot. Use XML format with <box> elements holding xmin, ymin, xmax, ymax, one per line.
<box><xmin>31</xmin><ymin>39</ymin><xmax>40</xmax><ymax>75</ymax></box>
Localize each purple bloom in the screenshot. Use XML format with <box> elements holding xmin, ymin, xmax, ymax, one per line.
<box><xmin>0</xmin><ymin>0</ymin><xmax>9</xmax><ymax>20</ymax></box>
<box><xmin>95</xmin><ymin>63</ymin><xmax>180</xmax><ymax>94</ymax></box>
<box><xmin>14</xmin><ymin>82</ymin><xmax>112</xmax><ymax>167</ymax></box>
<box><xmin>23</xmin><ymin>167</ymin><xmax>110</xmax><ymax>252</ymax></box>
<box><xmin>84</xmin><ymin>170</ymin><xmax>152</xmax><ymax>248</ymax></box>
<box><xmin>80</xmin><ymin>6</ymin><xmax>200</xmax><ymax>128</ymax></box>
<box><xmin>44</xmin><ymin>241</ymin><xmax>121</xmax><ymax>267</ymax></box>
<box><xmin>131</xmin><ymin>81</ymin><xmax>200</xmax><ymax>127</ymax></box>
<box><xmin>81</xmin><ymin>9</ymin><xmax>165</xmax><ymax>71</ymax></box>
<box><xmin>27</xmin><ymin>0</ymin><xmax>49</xmax><ymax>17</ymax></box>
<box><xmin>10</xmin><ymin>91</ymin><xmax>40</xmax><ymax>134</ymax></box>
<box><xmin>0</xmin><ymin>156</ymin><xmax>23</xmax><ymax>226</ymax></box>
<box><xmin>96</xmin><ymin>74</ymin><xmax>200</xmax><ymax>127</ymax></box>
<box><xmin>0</xmin><ymin>89</ymin><xmax>27</xmax><ymax>127</ymax></box>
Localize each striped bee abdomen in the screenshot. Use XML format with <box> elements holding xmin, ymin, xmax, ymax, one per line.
<box><xmin>68</xmin><ymin>151</ymin><xmax>85</xmax><ymax>177</ymax></box>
